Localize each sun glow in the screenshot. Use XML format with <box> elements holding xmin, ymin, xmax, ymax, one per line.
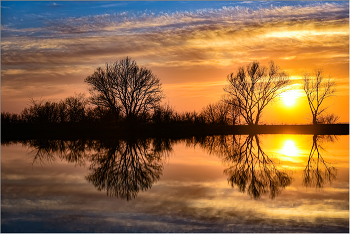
<box><xmin>280</xmin><ymin>140</ymin><xmax>299</xmax><ymax>157</ymax></box>
<box><xmin>281</xmin><ymin>90</ymin><xmax>299</xmax><ymax>107</ymax></box>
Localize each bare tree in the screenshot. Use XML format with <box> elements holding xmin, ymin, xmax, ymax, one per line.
<box><xmin>317</xmin><ymin>114</ymin><xmax>340</xmax><ymax>124</ymax></box>
<box><xmin>303</xmin><ymin>69</ymin><xmax>336</xmax><ymax>125</ymax></box>
<box><xmin>64</xmin><ymin>93</ymin><xmax>87</xmax><ymax>123</ymax></box>
<box><xmin>224</xmin><ymin>61</ymin><xmax>290</xmax><ymax>125</ymax></box>
<box><xmin>21</xmin><ymin>98</ymin><xmax>62</xmax><ymax>124</ymax></box>
<box><xmin>85</xmin><ymin>57</ymin><xmax>164</xmax><ymax>122</ymax></box>
<box><xmin>201</xmin><ymin>101</ymin><xmax>239</xmax><ymax>125</ymax></box>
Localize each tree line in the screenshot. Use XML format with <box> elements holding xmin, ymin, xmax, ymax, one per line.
<box><xmin>2</xmin><ymin>57</ymin><xmax>338</xmax><ymax>126</ymax></box>
<box><xmin>1</xmin><ymin>95</ymin><xmax>239</xmax><ymax>126</ymax></box>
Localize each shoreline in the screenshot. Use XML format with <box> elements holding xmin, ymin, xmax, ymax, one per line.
<box><xmin>2</xmin><ymin>123</ymin><xmax>348</xmax><ymax>141</ymax></box>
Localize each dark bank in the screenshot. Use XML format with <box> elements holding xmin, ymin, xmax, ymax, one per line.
<box><xmin>2</xmin><ymin>122</ymin><xmax>349</xmax><ymax>142</ymax></box>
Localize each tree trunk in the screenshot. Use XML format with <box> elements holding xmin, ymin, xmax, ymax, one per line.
<box><xmin>313</xmin><ymin>115</ymin><xmax>317</xmax><ymax>125</ymax></box>
<box><xmin>254</xmin><ymin>115</ymin><xmax>260</xmax><ymax>125</ymax></box>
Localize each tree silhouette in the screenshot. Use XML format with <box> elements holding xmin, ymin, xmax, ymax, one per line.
<box><xmin>201</xmin><ymin>101</ymin><xmax>239</xmax><ymax>125</ymax></box>
<box><xmin>317</xmin><ymin>114</ymin><xmax>340</xmax><ymax>124</ymax></box>
<box><xmin>85</xmin><ymin>57</ymin><xmax>164</xmax><ymax>123</ymax></box>
<box><xmin>303</xmin><ymin>69</ymin><xmax>336</xmax><ymax>125</ymax></box>
<box><xmin>303</xmin><ymin>135</ymin><xmax>337</xmax><ymax>188</ymax></box>
<box><xmin>64</xmin><ymin>94</ymin><xmax>87</xmax><ymax>123</ymax></box>
<box><xmin>21</xmin><ymin>98</ymin><xmax>62</xmax><ymax>124</ymax></box>
<box><xmin>224</xmin><ymin>61</ymin><xmax>290</xmax><ymax>125</ymax></box>
<box><xmin>20</xmin><ymin>94</ymin><xmax>87</xmax><ymax>124</ymax></box>
<box><xmin>193</xmin><ymin>134</ymin><xmax>292</xmax><ymax>199</ymax></box>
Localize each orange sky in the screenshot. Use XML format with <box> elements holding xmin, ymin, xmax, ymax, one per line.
<box><xmin>1</xmin><ymin>2</ymin><xmax>349</xmax><ymax>124</ymax></box>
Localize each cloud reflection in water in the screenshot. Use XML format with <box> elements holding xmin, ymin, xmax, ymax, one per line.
<box><xmin>22</xmin><ymin>134</ymin><xmax>342</xmax><ymax>200</ymax></box>
<box><xmin>1</xmin><ymin>134</ymin><xmax>348</xmax><ymax>232</ymax></box>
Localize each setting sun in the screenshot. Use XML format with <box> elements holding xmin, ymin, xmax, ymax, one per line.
<box><xmin>1</xmin><ymin>1</ymin><xmax>349</xmax><ymax>232</ymax></box>
<box><xmin>281</xmin><ymin>90</ymin><xmax>300</xmax><ymax>107</ymax></box>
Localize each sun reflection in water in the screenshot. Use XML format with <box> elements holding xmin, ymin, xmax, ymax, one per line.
<box><xmin>280</xmin><ymin>140</ymin><xmax>299</xmax><ymax>157</ymax></box>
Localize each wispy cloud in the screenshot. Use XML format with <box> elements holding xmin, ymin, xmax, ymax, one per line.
<box><xmin>1</xmin><ymin>2</ymin><xmax>349</xmax><ymax>117</ymax></box>
<box><xmin>47</xmin><ymin>2</ymin><xmax>63</xmax><ymax>8</ymax></box>
<box><xmin>91</xmin><ymin>2</ymin><xmax>129</xmax><ymax>8</ymax></box>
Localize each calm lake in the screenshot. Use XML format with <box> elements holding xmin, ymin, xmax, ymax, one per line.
<box><xmin>1</xmin><ymin>134</ymin><xmax>349</xmax><ymax>232</ymax></box>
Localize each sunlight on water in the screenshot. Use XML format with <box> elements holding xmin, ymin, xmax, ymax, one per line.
<box><xmin>280</xmin><ymin>139</ymin><xmax>299</xmax><ymax>156</ymax></box>
<box><xmin>1</xmin><ymin>135</ymin><xmax>348</xmax><ymax>232</ymax></box>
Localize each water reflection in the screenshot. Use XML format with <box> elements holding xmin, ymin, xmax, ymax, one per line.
<box><xmin>86</xmin><ymin>138</ymin><xmax>171</xmax><ymax>200</ymax></box>
<box><xmin>23</xmin><ymin>138</ymin><xmax>173</xmax><ymax>200</ymax></box>
<box><xmin>189</xmin><ymin>135</ymin><xmax>292</xmax><ymax>199</ymax></box>
<box><xmin>303</xmin><ymin>135</ymin><xmax>338</xmax><ymax>188</ymax></box>
<box><xmin>26</xmin><ymin>139</ymin><xmax>93</xmax><ymax>166</ymax></box>
<box><xmin>189</xmin><ymin>134</ymin><xmax>340</xmax><ymax>198</ymax></box>
<box><xmin>280</xmin><ymin>139</ymin><xmax>299</xmax><ymax>156</ymax></box>
<box><xmin>19</xmin><ymin>134</ymin><xmax>340</xmax><ymax>200</ymax></box>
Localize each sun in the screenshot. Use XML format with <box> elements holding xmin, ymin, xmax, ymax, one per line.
<box><xmin>280</xmin><ymin>140</ymin><xmax>299</xmax><ymax>156</ymax></box>
<box><xmin>281</xmin><ymin>90</ymin><xmax>299</xmax><ymax>107</ymax></box>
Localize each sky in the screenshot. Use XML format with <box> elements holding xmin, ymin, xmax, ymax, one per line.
<box><xmin>1</xmin><ymin>1</ymin><xmax>349</xmax><ymax>124</ymax></box>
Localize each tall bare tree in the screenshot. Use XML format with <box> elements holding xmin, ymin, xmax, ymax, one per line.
<box><xmin>224</xmin><ymin>61</ymin><xmax>290</xmax><ymax>125</ymax></box>
<box><xmin>85</xmin><ymin>57</ymin><xmax>164</xmax><ymax>122</ymax></box>
<box><xmin>303</xmin><ymin>69</ymin><xmax>336</xmax><ymax>125</ymax></box>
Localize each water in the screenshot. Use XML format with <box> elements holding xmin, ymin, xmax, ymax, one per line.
<box><xmin>1</xmin><ymin>135</ymin><xmax>349</xmax><ymax>232</ymax></box>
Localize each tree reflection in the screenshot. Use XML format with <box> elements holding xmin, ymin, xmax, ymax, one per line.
<box><xmin>25</xmin><ymin>138</ymin><xmax>173</xmax><ymax>200</ymax></box>
<box><xmin>303</xmin><ymin>135</ymin><xmax>337</xmax><ymax>188</ymax></box>
<box><xmin>24</xmin><ymin>139</ymin><xmax>93</xmax><ymax>166</ymax></box>
<box><xmin>193</xmin><ymin>135</ymin><xmax>291</xmax><ymax>199</ymax></box>
<box><xmin>19</xmin><ymin>133</ymin><xmax>339</xmax><ymax>200</ymax></box>
<box><xmin>86</xmin><ymin>138</ymin><xmax>171</xmax><ymax>200</ymax></box>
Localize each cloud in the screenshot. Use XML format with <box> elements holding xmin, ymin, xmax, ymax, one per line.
<box><xmin>3</xmin><ymin>2</ymin><xmax>349</xmax><ymax>37</ymax></box>
<box><xmin>47</xmin><ymin>2</ymin><xmax>63</xmax><ymax>8</ymax></box>
<box><xmin>91</xmin><ymin>2</ymin><xmax>129</xmax><ymax>8</ymax></box>
<box><xmin>1</xmin><ymin>2</ymin><xmax>349</xmax><ymax>116</ymax></box>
